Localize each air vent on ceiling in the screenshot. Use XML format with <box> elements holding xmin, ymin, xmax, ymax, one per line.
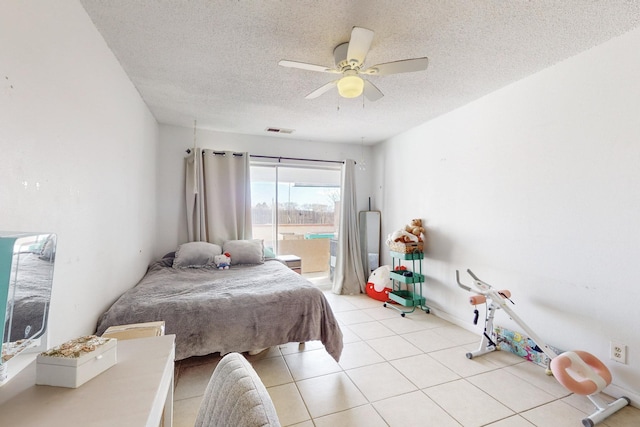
<box><xmin>265</xmin><ymin>127</ymin><xmax>294</xmax><ymax>134</ymax></box>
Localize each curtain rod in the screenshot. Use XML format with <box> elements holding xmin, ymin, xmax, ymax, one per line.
<box><xmin>185</xmin><ymin>149</ymin><xmax>347</xmax><ymax>165</ymax></box>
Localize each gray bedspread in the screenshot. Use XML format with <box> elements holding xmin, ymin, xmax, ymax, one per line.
<box><xmin>95</xmin><ymin>259</ymin><xmax>343</xmax><ymax>361</ymax></box>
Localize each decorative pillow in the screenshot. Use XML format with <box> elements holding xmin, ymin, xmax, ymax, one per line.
<box><xmin>263</xmin><ymin>246</ymin><xmax>276</xmax><ymax>259</ymax></box>
<box><xmin>173</xmin><ymin>242</ymin><xmax>222</xmax><ymax>268</ymax></box>
<box><xmin>222</xmin><ymin>239</ymin><xmax>265</xmax><ymax>265</ymax></box>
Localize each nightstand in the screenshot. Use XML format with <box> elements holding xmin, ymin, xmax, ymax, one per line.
<box><xmin>276</xmin><ymin>254</ymin><xmax>302</xmax><ymax>274</ymax></box>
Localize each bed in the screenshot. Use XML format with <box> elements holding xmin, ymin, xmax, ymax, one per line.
<box><xmin>95</xmin><ymin>241</ymin><xmax>343</xmax><ymax>361</ymax></box>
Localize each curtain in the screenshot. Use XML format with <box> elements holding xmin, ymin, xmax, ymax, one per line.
<box><xmin>332</xmin><ymin>159</ymin><xmax>366</xmax><ymax>295</ymax></box>
<box><xmin>185</xmin><ymin>149</ymin><xmax>252</xmax><ymax>245</ymax></box>
<box><xmin>185</xmin><ymin>149</ymin><xmax>206</xmax><ymax>241</ymax></box>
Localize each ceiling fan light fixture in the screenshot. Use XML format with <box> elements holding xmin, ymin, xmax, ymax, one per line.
<box><xmin>279</xmin><ymin>26</ymin><xmax>429</xmax><ymax>101</ymax></box>
<box><xmin>337</xmin><ymin>75</ymin><xmax>364</xmax><ymax>98</ymax></box>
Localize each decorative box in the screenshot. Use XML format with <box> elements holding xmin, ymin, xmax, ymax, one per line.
<box><xmin>102</xmin><ymin>321</ymin><xmax>165</xmax><ymax>340</ymax></box>
<box><xmin>36</xmin><ymin>336</ymin><xmax>117</xmax><ymax>388</ymax></box>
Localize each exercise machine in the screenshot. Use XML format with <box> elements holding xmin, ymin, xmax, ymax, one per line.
<box><xmin>456</xmin><ymin>269</ymin><xmax>630</xmax><ymax>427</ymax></box>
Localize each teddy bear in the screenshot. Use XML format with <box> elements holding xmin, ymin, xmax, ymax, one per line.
<box><xmin>214</xmin><ymin>253</ymin><xmax>231</xmax><ymax>270</ymax></box>
<box><xmin>385</xmin><ymin>218</ymin><xmax>427</xmax><ymax>246</ymax></box>
<box><xmin>404</xmin><ymin>218</ymin><xmax>425</xmax><ymax>242</ymax></box>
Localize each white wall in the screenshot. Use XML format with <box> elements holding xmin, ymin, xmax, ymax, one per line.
<box><xmin>156</xmin><ymin>124</ymin><xmax>374</xmax><ymax>257</ymax></box>
<box><xmin>0</xmin><ymin>2</ymin><xmax>158</xmax><ymax>345</ymax></box>
<box><xmin>374</xmin><ymin>27</ymin><xmax>640</xmax><ymax>400</ymax></box>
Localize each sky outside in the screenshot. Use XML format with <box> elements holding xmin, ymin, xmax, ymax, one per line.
<box><xmin>251</xmin><ymin>182</ymin><xmax>339</xmax><ymax>208</ymax></box>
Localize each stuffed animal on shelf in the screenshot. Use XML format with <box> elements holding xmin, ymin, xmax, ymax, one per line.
<box><xmin>385</xmin><ymin>218</ymin><xmax>426</xmax><ymax>246</ymax></box>
<box><xmin>386</xmin><ymin>229</ymin><xmax>418</xmax><ymax>246</ymax></box>
<box><xmin>214</xmin><ymin>253</ymin><xmax>231</xmax><ymax>270</ymax></box>
<box><xmin>404</xmin><ymin>218</ymin><xmax>425</xmax><ymax>242</ymax></box>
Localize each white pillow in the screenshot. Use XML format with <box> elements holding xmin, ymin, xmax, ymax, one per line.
<box><xmin>173</xmin><ymin>242</ymin><xmax>223</xmax><ymax>268</ymax></box>
<box><xmin>222</xmin><ymin>239</ymin><xmax>265</xmax><ymax>265</ymax></box>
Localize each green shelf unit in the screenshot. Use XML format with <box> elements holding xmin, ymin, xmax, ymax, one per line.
<box><xmin>390</xmin><ymin>251</ymin><xmax>424</xmax><ymax>261</ymax></box>
<box><xmin>388</xmin><ymin>290</ymin><xmax>426</xmax><ymax>307</ymax></box>
<box><xmin>389</xmin><ymin>271</ymin><xmax>425</xmax><ymax>284</ymax></box>
<box><xmin>383</xmin><ymin>250</ymin><xmax>430</xmax><ymax>317</ymax></box>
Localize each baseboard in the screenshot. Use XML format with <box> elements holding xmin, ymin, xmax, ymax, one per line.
<box><xmin>428</xmin><ymin>306</ymin><xmax>477</xmax><ymax>334</ymax></box>
<box><xmin>606</xmin><ymin>384</ymin><xmax>639</xmax><ymax>408</ymax></box>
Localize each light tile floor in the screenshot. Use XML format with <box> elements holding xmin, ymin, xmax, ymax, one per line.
<box><xmin>172</xmin><ymin>290</ymin><xmax>640</xmax><ymax>427</ymax></box>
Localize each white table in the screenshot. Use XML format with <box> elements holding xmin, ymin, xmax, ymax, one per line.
<box><xmin>0</xmin><ymin>335</ymin><xmax>175</xmax><ymax>427</ymax></box>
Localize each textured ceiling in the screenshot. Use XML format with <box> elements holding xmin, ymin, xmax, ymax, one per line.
<box><xmin>79</xmin><ymin>1</ymin><xmax>640</xmax><ymax>145</ymax></box>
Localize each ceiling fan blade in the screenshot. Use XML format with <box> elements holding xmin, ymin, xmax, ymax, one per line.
<box><xmin>278</xmin><ymin>60</ymin><xmax>339</xmax><ymax>74</ymax></box>
<box><xmin>362</xmin><ymin>57</ymin><xmax>429</xmax><ymax>76</ymax></box>
<box><xmin>305</xmin><ymin>80</ymin><xmax>339</xmax><ymax>99</ymax></box>
<box><xmin>363</xmin><ymin>80</ymin><xmax>384</xmax><ymax>102</ymax></box>
<box><xmin>346</xmin><ymin>27</ymin><xmax>374</xmax><ymax>66</ymax></box>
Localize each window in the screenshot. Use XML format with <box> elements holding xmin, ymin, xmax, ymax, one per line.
<box><xmin>251</xmin><ymin>164</ymin><xmax>341</xmax><ymax>275</ymax></box>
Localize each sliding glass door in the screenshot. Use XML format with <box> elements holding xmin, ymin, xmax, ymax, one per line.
<box><xmin>250</xmin><ymin>164</ymin><xmax>341</xmax><ymax>275</ymax></box>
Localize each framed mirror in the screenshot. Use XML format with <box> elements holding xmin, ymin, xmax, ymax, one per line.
<box><xmin>359</xmin><ymin>211</ymin><xmax>381</xmax><ymax>277</ymax></box>
<box><xmin>0</xmin><ymin>232</ymin><xmax>56</xmax><ymax>386</ymax></box>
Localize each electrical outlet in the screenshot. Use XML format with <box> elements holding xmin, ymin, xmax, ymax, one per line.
<box><xmin>610</xmin><ymin>341</ymin><xmax>627</xmax><ymax>364</ymax></box>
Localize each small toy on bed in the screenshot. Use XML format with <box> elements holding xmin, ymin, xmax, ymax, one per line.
<box><xmin>214</xmin><ymin>253</ymin><xmax>231</xmax><ymax>270</ymax></box>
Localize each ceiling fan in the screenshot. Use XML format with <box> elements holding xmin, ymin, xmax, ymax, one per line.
<box><xmin>278</xmin><ymin>26</ymin><xmax>429</xmax><ymax>101</ymax></box>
